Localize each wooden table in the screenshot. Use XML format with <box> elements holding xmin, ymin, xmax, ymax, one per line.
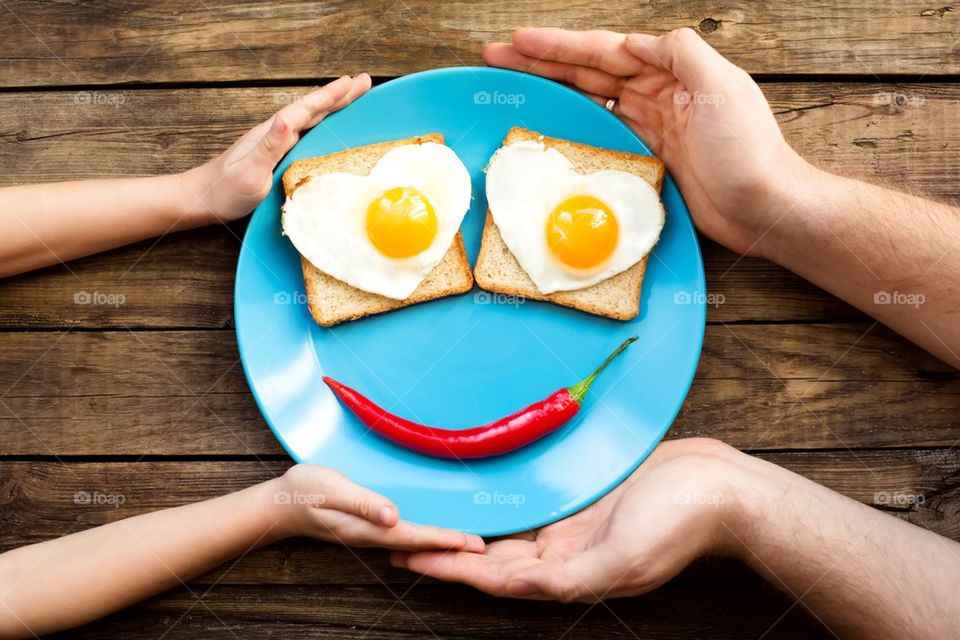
<box><xmin>1</xmin><ymin>2</ymin><xmax>957</xmax><ymax>637</ymax></box>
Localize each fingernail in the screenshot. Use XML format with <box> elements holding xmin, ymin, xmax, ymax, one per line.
<box><xmin>507</xmin><ymin>580</ymin><xmax>538</xmax><ymax>596</ymax></box>
<box><xmin>466</xmin><ymin>534</ymin><xmax>485</xmax><ymax>552</ymax></box>
<box><xmin>378</xmin><ymin>505</ymin><xmax>396</xmax><ymax>526</ymax></box>
<box><xmin>389</xmin><ymin>552</ymin><xmax>407</xmax><ymax>568</ymax></box>
<box><xmin>270</xmin><ymin>116</ymin><xmax>286</xmax><ymax>135</ymax></box>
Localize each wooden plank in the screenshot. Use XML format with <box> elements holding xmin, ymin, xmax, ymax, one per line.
<box><xmin>50</xmin><ymin>582</ymin><xmax>825</xmax><ymax>639</ymax></box>
<box><xmin>0</xmin><ymin>82</ymin><xmax>956</xmax><ymax>327</ymax></box>
<box><xmin>1</xmin><ymin>85</ymin><xmax>957</xmax><ymax>194</ymax></box>
<box><xmin>0</xmin><ymin>327</ymin><xmax>956</xmax><ymax>455</ymax></box>
<box><xmin>0</xmin><ymin>1</ymin><xmax>957</xmax><ymax>86</ymax></box>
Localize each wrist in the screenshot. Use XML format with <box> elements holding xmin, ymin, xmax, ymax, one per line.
<box><xmin>176</xmin><ymin>164</ymin><xmax>218</xmax><ymax>227</ymax></box>
<box><xmin>716</xmin><ymin>456</ymin><xmax>795</xmax><ymax>565</ymax></box>
<box><xmin>660</xmin><ymin>440</ymin><xmax>762</xmax><ymax>558</ymax></box>
<box><xmin>740</xmin><ymin>148</ymin><xmax>815</xmax><ymax>260</ymax></box>
<box><xmin>254</xmin><ymin>477</ymin><xmax>298</xmax><ymax>544</ymax></box>
<box><xmin>754</xmin><ymin>155</ymin><xmax>835</xmax><ymax>264</ymax></box>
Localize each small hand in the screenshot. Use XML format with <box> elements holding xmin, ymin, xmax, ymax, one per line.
<box><xmin>267</xmin><ymin>464</ymin><xmax>485</xmax><ymax>552</ymax></box>
<box><xmin>391</xmin><ymin>439</ymin><xmax>746</xmax><ymax>602</ymax></box>
<box><xmin>484</xmin><ymin>28</ymin><xmax>808</xmax><ymax>257</ymax></box>
<box><xmin>181</xmin><ymin>74</ymin><xmax>372</xmax><ymax>224</ymax></box>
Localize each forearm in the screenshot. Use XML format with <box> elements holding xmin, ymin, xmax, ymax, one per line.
<box><xmin>763</xmin><ymin>164</ymin><xmax>960</xmax><ymax>367</ymax></box>
<box><xmin>0</xmin><ymin>171</ymin><xmax>209</xmax><ymax>277</ymax></box>
<box><xmin>727</xmin><ymin>455</ymin><xmax>960</xmax><ymax>639</ymax></box>
<box><xmin>0</xmin><ymin>478</ymin><xmax>284</xmax><ymax>638</ymax></box>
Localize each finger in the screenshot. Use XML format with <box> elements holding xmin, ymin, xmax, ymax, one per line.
<box><xmin>483</xmin><ymin>538</ymin><xmax>539</xmax><ymax>559</ymax></box>
<box><xmin>511</xmin><ymin>530</ymin><xmax>537</xmax><ymax>542</ymax></box>
<box><xmin>483</xmin><ymin>43</ymin><xmax>626</xmax><ymax>97</ymax></box>
<box><xmin>310</xmin><ymin>73</ymin><xmax>372</xmax><ymax>127</ymax></box>
<box><xmin>364</xmin><ymin>519</ymin><xmax>485</xmax><ymax>552</ymax></box>
<box><xmin>389</xmin><ymin>550</ymin><xmax>411</xmax><ymax>567</ymax></box>
<box><xmin>510</xmin><ymin>28</ymin><xmax>646</xmax><ymax>76</ymax></box>
<box><xmin>317</xmin><ymin>510</ymin><xmax>484</xmax><ymax>551</ymax></box>
<box><xmin>245</xmin><ymin>76</ymin><xmax>355</xmax><ymax>166</ymax></box>
<box><xmin>397</xmin><ymin>550</ymin><xmax>539</xmax><ymax>596</ymax></box>
<box><xmin>510</xmin><ymin>548</ymin><xmax>619</xmax><ymax>603</ymax></box>
<box><xmin>625</xmin><ymin>28</ymin><xmax>732</xmax><ymax>92</ymax></box>
<box><xmin>275</xmin><ymin>75</ymin><xmax>354</xmax><ymax>131</ymax></box>
<box><xmin>581</xmin><ymin>91</ymin><xmax>639</xmax><ymax>131</ymax></box>
<box><xmin>310</xmin><ymin>469</ymin><xmax>399</xmax><ymax>526</ymax></box>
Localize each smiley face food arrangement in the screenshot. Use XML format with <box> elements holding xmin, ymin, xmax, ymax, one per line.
<box><xmin>280</xmin><ymin>128</ymin><xmax>666</xmax><ymax>458</ymax></box>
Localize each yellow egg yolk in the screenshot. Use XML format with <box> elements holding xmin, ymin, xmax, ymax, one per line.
<box><xmin>546</xmin><ymin>195</ymin><xmax>619</xmax><ymax>270</ymax></box>
<box><xmin>366</xmin><ymin>187</ymin><xmax>438</xmax><ymax>259</ymax></box>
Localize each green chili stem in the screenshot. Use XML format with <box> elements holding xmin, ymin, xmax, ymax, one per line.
<box><xmin>566</xmin><ymin>335</ymin><xmax>638</xmax><ymax>404</ymax></box>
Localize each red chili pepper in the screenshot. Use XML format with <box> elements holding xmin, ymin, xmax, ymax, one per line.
<box><xmin>323</xmin><ymin>335</ymin><xmax>637</xmax><ymax>459</ymax></box>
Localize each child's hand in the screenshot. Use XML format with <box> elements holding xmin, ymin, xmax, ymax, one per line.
<box><xmin>181</xmin><ymin>74</ymin><xmax>372</xmax><ymax>224</ymax></box>
<box><xmin>266</xmin><ymin>465</ymin><xmax>485</xmax><ymax>552</ymax></box>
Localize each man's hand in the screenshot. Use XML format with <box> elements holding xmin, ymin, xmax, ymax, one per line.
<box><xmin>485</xmin><ymin>28</ymin><xmax>960</xmax><ymax>367</ymax></box>
<box><xmin>267</xmin><ymin>464</ymin><xmax>485</xmax><ymax>552</ymax></box>
<box><xmin>393</xmin><ymin>437</ymin><xmax>960</xmax><ymax>638</ymax></box>
<box><xmin>391</xmin><ymin>439</ymin><xmax>744</xmax><ymax>601</ymax></box>
<box><xmin>181</xmin><ymin>74</ymin><xmax>372</xmax><ymax>224</ymax></box>
<box><xmin>484</xmin><ymin>28</ymin><xmax>805</xmax><ymax>257</ymax></box>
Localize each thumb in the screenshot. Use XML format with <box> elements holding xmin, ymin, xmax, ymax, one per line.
<box><xmin>251</xmin><ymin>113</ymin><xmax>295</xmax><ymax>167</ymax></box>
<box><xmin>508</xmin><ymin>547</ymin><xmax>620</xmax><ymax>603</ymax></box>
<box><xmin>625</xmin><ymin>28</ymin><xmax>732</xmax><ymax>92</ymax></box>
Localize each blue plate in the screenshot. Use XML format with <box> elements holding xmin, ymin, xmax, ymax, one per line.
<box><xmin>235</xmin><ymin>67</ymin><xmax>705</xmax><ymax>536</ymax></box>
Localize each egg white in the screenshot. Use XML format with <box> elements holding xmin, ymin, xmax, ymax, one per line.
<box><xmin>282</xmin><ymin>143</ymin><xmax>472</xmax><ymax>300</ymax></box>
<box><xmin>485</xmin><ymin>140</ymin><xmax>665</xmax><ymax>294</ymax></box>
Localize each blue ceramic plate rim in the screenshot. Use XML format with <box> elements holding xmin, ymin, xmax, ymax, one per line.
<box><xmin>235</xmin><ymin>66</ymin><xmax>706</xmax><ymax>536</ymax></box>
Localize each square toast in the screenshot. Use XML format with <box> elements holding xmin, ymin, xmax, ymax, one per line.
<box><xmin>474</xmin><ymin>127</ymin><xmax>665</xmax><ymax>321</ymax></box>
<box><xmin>281</xmin><ymin>134</ymin><xmax>474</xmax><ymax>327</ymax></box>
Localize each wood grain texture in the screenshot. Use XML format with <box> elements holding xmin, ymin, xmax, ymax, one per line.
<box><xmin>46</xmin><ymin>582</ymin><xmax>826</xmax><ymax>639</ymax></box>
<box><xmin>0</xmin><ymin>0</ymin><xmax>957</xmax><ymax>87</ymax></box>
<box><xmin>0</xmin><ymin>327</ymin><xmax>955</xmax><ymax>455</ymax></box>
<box><xmin>0</xmin><ymin>83</ymin><xmax>958</xmax><ymax>327</ymax></box>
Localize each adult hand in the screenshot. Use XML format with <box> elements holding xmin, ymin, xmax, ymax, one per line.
<box><xmin>391</xmin><ymin>439</ymin><xmax>746</xmax><ymax>602</ymax></box>
<box><xmin>484</xmin><ymin>28</ymin><xmax>808</xmax><ymax>257</ymax></box>
<box><xmin>181</xmin><ymin>74</ymin><xmax>372</xmax><ymax>224</ymax></box>
<box><xmin>267</xmin><ymin>464</ymin><xmax>485</xmax><ymax>552</ymax></box>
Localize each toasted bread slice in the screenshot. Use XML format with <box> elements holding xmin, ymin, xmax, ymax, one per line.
<box><xmin>474</xmin><ymin>127</ymin><xmax>665</xmax><ymax>321</ymax></box>
<box><xmin>281</xmin><ymin>134</ymin><xmax>474</xmax><ymax>327</ymax></box>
